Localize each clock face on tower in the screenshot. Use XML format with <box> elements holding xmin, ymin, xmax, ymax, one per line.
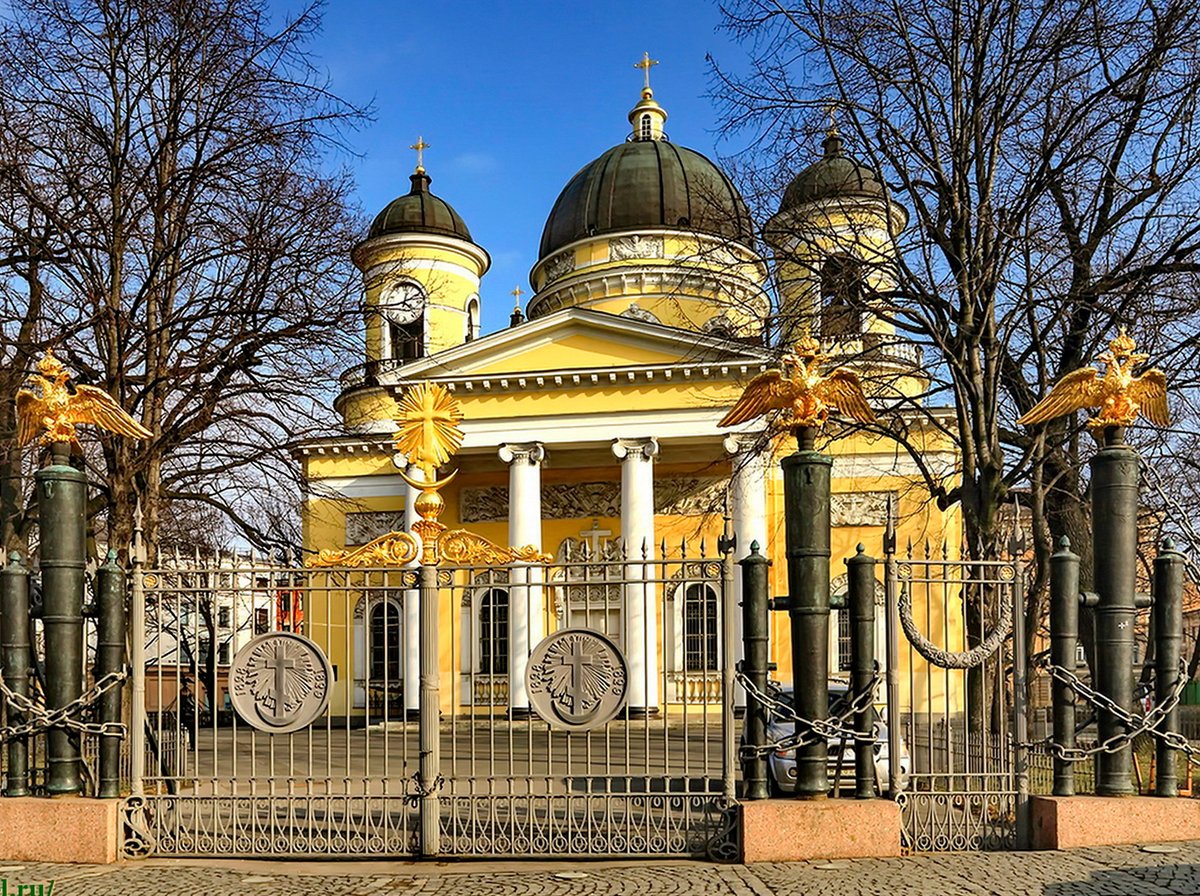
<box><xmin>380</xmin><ymin>281</ymin><xmax>424</xmax><ymax>325</ymax></box>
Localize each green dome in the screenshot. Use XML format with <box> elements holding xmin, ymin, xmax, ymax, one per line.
<box><xmin>782</xmin><ymin>133</ymin><xmax>885</xmax><ymax>209</ymax></box>
<box><xmin>369</xmin><ymin>171</ymin><xmax>473</xmax><ymax>242</ymax></box>
<box><xmin>539</xmin><ymin>140</ymin><xmax>754</xmax><ymax>259</ymax></box>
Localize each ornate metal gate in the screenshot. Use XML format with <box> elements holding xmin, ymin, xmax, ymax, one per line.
<box><xmin>885</xmin><ymin>535</ymin><xmax>1027</xmax><ymax>851</ymax></box>
<box><xmin>121</xmin><ymin>541</ymin><xmax>738</xmax><ymax>859</ymax></box>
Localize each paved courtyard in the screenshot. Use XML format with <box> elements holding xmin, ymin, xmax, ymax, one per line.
<box><xmin>7</xmin><ymin>842</ymin><xmax>1200</xmax><ymax>896</ymax></box>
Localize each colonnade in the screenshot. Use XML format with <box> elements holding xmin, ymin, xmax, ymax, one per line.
<box><xmin>393</xmin><ymin>436</ymin><xmax>769</xmax><ymax>714</ymax></box>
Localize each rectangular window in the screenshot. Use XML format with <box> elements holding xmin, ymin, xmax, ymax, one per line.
<box><xmin>837</xmin><ymin>610</ymin><xmax>852</xmax><ymax>672</ymax></box>
<box><xmin>254</xmin><ymin>608</ymin><xmax>269</xmax><ymax>635</ymax></box>
<box><xmin>218</xmin><ymin>606</ymin><xmax>231</xmax><ymax>629</ymax></box>
<box><xmin>218</xmin><ymin>641</ymin><xmax>231</xmax><ymax>665</ymax></box>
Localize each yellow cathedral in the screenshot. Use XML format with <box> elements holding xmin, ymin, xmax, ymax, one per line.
<box><xmin>297</xmin><ymin>65</ymin><xmax>961</xmax><ymax>719</ymax></box>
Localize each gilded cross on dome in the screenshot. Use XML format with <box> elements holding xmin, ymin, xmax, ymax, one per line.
<box><xmin>634</xmin><ymin>52</ymin><xmax>659</xmax><ymax>91</ymax></box>
<box><xmin>410</xmin><ymin>135</ymin><xmax>430</xmax><ymax>173</ymax></box>
<box><xmin>511</xmin><ymin>286</ymin><xmax>525</xmax><ymax>311</ymax></box>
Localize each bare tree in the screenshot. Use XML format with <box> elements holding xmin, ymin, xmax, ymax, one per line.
<box><xmin>713</xmin><ymin>0</ymin><xmax>1200</xmax><ymax>585</ymax></box>
<box><xmin>0</xmin><ymin>0</ymin><xmax>369</xmax><ymax>556</ymax></box>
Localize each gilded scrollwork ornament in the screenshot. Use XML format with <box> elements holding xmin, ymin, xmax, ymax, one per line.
<box><xmin>312</xmin><ymin>382</ymin><xmax>552</xmax><ymax>567</ymax></box>
<box><xmin>305</xmin><ymin>531</ymin><xmax>420</xmax><ymax>568</ymax></box>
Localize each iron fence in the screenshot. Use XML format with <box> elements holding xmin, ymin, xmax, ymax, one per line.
<box><xmin>120</xmin><ymin>543</ymin><xmax>738</xmax><ymax>860</ymax></box>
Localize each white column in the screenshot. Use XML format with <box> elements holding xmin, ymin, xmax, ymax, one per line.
<box><xmin>400</xmin><ymin>458</ymin><xmax>423</xmax><ymax>718</ymax></box>
<box><xmin>498</xmin><ymin>442</ymin><xmax>545</xmax><ymax>716</ymax></box>
<box><xmin>724</xmin><ymin>435</ymin><xmax>770</xmax><ymax>706</ymax></box>
<box><xmin>613</xmin><ymin>437</ymin><xmax>660</xmax><ymax>713</ymax></box>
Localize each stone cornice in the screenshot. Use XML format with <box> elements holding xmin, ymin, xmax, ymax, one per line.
<box><xmin>529</xmin><ymin>263</ymin><xmax>770</xmax><ymax>320</ymax></box>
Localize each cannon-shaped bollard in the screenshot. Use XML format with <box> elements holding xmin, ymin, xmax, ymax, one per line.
<box><xmin>1091</xmin><ymin>432</ymin><xmax>1139</xmax><ymax>796</ymax></box>
<box><xmin>1153</xmin><ymin>538</ymin><xmax>1185</xmax><ymax>797</ymax></box>
<box><xmin>1049</xmin><ymin>537</ymin><xmax>1080</xmax><ymax>797</ymax></box>
<box><xmin>95</xmin><ymin>550</ymin><xmax>127</xmax><ymax>799</ymax></box>
<box><xmin>846</xmin><ymin>545</ymin><xmax>877</xmax><ymax>799</ymax></box>
<box><xmin>740</xmin><ymin>543</ymin><xmax>772</xmax><ymax>800</ymax></box>
<box><xmin>1</xmin><ymin>552</ymin><xmax>33</xmax><ymax>797</ymax></box>
<box><xmin>38</xmin><ymin>442</ymin><xmax>87</xmax><ymax>796</ymax></box>
<box><xmin>781</xmin><ymin>426</ymin><xmax>831</xmax><ymax>799</ymax></box>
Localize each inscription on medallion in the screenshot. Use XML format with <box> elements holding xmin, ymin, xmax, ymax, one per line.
<box><xmin>229</xmin><ymin>632</ymin><xmax>332</xmax><ymax>734</ymax></box>
<box><xmin>527</xmin><ymin>629</ymin><xmax>628</xmax><ymax>730</ymax></box>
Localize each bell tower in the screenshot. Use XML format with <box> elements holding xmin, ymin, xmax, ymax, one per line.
<box><xmin>765</xmin><ymin>126</ymin><xmax>921</xmax><ymax>396</ymax></box>
<box><xmin>352</xmin><ymin>137</ymin><xmax>490</xmax><ymax>367</ymax></box>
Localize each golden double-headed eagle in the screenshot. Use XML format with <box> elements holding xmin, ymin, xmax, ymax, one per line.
<box><xmin>16</xmin><ymin>350</ymin><xmax>152</xmax><ymax>446</ymax></box>
<box><xmin>719</xmin><ymin>337</ymin><xmax>876</xmax><ymax>431</ymax></box>
<box><xmin>1017</xmin><ymin>330</ymin><xmax>1169</xmax><ymax>430</ymax></box>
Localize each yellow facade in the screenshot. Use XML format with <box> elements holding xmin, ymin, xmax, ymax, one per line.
<box><xmin>298</xmin><ymin>81</ymin><xmax>965</xmax><ymax>720</ymax></box>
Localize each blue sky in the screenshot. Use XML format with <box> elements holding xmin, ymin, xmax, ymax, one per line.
<box><xmin>293</xmin><ymin>0</ymin><xmax>754</xmax><ymax>333</ymax></box>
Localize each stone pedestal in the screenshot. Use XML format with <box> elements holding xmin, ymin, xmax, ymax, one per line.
<box><xmin>1031</xmin><ymin>795</ymin><xmax>1200</xmax><ymax>850</ymax></box>
<box><xmin>740</xmin><ymin>799</ymin><xmax>902</xmax><ymax>862</ymax></box>
<box><xmin>0</xmin><ymin>797</ymin><xmax>120</xmax><ymax>863</ymax></box>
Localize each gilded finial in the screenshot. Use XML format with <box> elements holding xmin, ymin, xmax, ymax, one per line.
<box><xmin>410</xmin><ymin>136</ymin><xmax>430</xmax><ymax>174</ymax></box>
<box><xmin>719</xmin><ymin>337</ymin><xmax>876</xmax><ymax>444</ymax></box>
<box><xmin>825</xmin><ymin>101</ymin><xmax>840</xmax><ymax>138</ymax></box>
<box><xmin>15</xmin><ymin>349</ymin><xmax>153</xmax><ymax>447</ymax></box>
<box><xmin>1017</xmin><ymin>328</ymin><xmax>1169</xmax><ymax>433</ymax></box>
<box><xmin>511</xmin><ymin>286</ymin><xmax>525</xmax><ymax>313</ymax></box>
<box><xmin>634</xmin><ymin>51</ymin><xmax>659</xmax><ymax>95</ymax></box>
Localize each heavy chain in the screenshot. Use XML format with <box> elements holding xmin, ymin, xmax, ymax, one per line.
<box><xmin>404</xmin><ymin>772</ymin><xmax>445</xmax><ymax>807</ymax></box>
<box><xmin>898</xmin><ymin>580</ymin><xmax>1012</xmax><ymax>669</ymax></box>
<box><xmin>737</xmin><ymin>669</ymin><xmax>881</xmax><ymax>759</ymax></box>
<box><xmin>1030</xmin><ymin>657</ymin><xmax>1187</xmax><ymax>762</ymax></box>
<box><xmin>0</xmin><ymin>669</ymin><xmax>129</xmax><ymax>743</ymax></box>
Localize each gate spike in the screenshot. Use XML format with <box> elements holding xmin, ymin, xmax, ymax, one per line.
<box><xmin>905</xmin><ymin>538</ymin><xmax>913</xmax><ymax>559</ymax></box>
<box><xmin>699</xmin><ymin>536</ymin><xmax>707</xmax><ymax>559</ymax></box>
<box><xmin>924</xmin><ymin>539</ymin><xmax>931</xmax><ymax>559</ymax></box>
<box><xmin>942</xmin><ymin>540</ymin><xmax>949</xmax><ymax>560</ymax></box>
<box><xmin>679</xmin><ymin>537</ymin><xmax>687</xmax><ymax>560</ymax></box>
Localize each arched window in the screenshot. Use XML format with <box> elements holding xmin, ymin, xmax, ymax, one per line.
<box><xmin>640</xmin><ymin>114</ymin><xmax>652</xmax><ymax>140</ymax></box>
<box><xmin>369</xmin><ymin>601</ymin><xmax>402</xmax><ymax>682</ymax></box>
<box><xmin>819</xmin><ymin>255</ymin><xmax>864</xmax><ymax>338</ymax></box>
<box><xmin>465</xmin><ymin>297</ymin><xmax>480</xmax><ymax>343</ymax></box>
<box><xmin>478</xmin><ymin>588</ymin><xmax>509</xmax><ymax>675</ymax></box>
<box><xmin>683</xmin><ymin>584</ymin><xmax>719</xmax><ymax>672</ymax></box>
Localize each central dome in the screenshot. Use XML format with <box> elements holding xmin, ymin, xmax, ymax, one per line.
<box><xmin>538</xmin><ymin>140</ymin><xmax>754</xmax><ymax>259</ymax></box>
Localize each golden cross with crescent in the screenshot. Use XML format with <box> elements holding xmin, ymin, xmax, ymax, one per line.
<box><xmin>410</xmin><ymin>136</ymin><xmax>430</xmax><ymax>173</ymax></box>
<box><xmin>634</xmin><ymin>52</ymin><xmax>659</xmax><ymax>91</ymax></box>
<box><xmin>825</xmin><ymin>101</ymin><xmax>840</xmax><ymax>137</ymax></box>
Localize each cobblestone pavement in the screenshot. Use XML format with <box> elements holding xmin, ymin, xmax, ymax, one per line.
<box><xmin>7</xmin><ymin>842</ymin><xmax>1200</xmax><ymax>896</ymax></box>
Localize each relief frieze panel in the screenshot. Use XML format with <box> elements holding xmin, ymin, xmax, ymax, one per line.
<box><xmin>345</xmin><ymin>511</ymin><xmax>407</xmax><ymax>546</ymax></box>
<box><xmin>830</xmin><ymin>491</ymin><xmax>893</xmax><ymax>527</ymax></box>
<box><xmin>542</xmin><ymin>251</ymin><xmax>575</xmax><ymax>285</ymax></box>
<box><xmin>460</xmin><ymin>477</ymin><xmax>730</xmax><ymax>523</ymax></box>
<box><xmin>609</xmin><ymin>234</ymin><xmax>663</xmax><ymax>261</ymax></box>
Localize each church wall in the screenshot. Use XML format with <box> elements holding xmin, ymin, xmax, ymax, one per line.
<box><xmin>300</xmin><ymin>424</ymin><xmax>964</xmax><ymax>716</ymax></box>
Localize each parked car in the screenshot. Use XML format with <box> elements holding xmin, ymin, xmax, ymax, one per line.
<box><xmin>763</xmin><ymin>682</ymin><xmax>910</xmax><ymax>795</ymax></box>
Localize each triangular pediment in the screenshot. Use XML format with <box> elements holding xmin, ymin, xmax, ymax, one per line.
<box><xmin>396</xmin><ymin>308</ymin><xmax>771</xmax><ymax>378</ymax></box>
